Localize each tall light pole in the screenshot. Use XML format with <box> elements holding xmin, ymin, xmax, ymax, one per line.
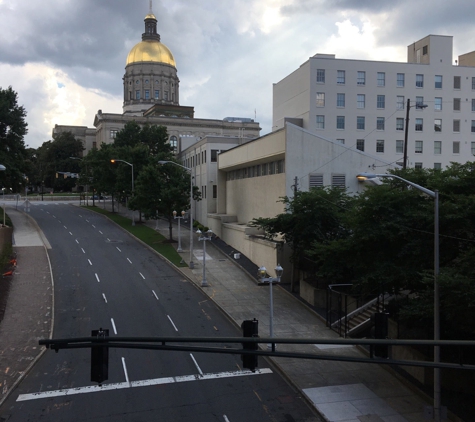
<box><xmin>403</xmin><ymin>99</ymin><xmax>428</xmax><ymax>170</ymax></box>
<box><xmin>0</xmin><ymin>165</ymin><xmax>7</xmax><ymax>227</ymax></box>
<box><xmin>357</xmin><ymin>172</ymin><xmax>440</xmax><ymax>421</ymax></box>
<box><xmin>257</xmin><ymin>264</ymin><xmax>283</xmax><ymax>352</ymax></box>
<box><xmin>196</xmin><ymin>229</ymin><xmax>212</xmax><ymax>287</ymax></box>
<box><xmin>173</xmin><ymin>210</ymin><xmax>185</xmax><ymax>252</ymax></box>
<box><xmin>158</xmin><ymin>160</ymin><xmax>195</xmax><ymax>269</ymax></box>
<box><xmin>111</xmin><ymin>159</ymin><xmax>135</xmax><ymax>226</ymax></box>
<box><xmin>70</xmin><ymin>157</ymin><xmax>88</xmax><ymax>206</ymax></box>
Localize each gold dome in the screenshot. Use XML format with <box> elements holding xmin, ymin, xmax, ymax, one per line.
<box><xmin>126</xmin><ymin>40</ymin><xmax>176</xmax><ymax>67</ymax></box>
<box><xmin>145</xmin><ymin>13</ymin><xmax>156</xmax><ymax>19</ymax></box>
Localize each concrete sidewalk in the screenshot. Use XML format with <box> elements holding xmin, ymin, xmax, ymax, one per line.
<box><xmin>143</xmin><ymin>214</ymin><xmax>439</xmax><ymax>422</ymax></box>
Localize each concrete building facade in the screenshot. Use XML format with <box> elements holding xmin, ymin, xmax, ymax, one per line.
<box><xmin>273</xmin><ymin>35</ymin><xmax>475</xmax><ymax>169</ymax></box>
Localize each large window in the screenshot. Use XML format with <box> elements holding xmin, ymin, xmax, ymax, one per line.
<box><xmin>396</xmin><ymin>140</ymin><xmax>404</xmax><ymax>153</ymax></box>
<box><xmin>337</xmin><ymin>70</ymin><xmax>345</xmax><ymax>84</ymax></box>
<box><xmin>213</xmin><ymin>185</ymin><xmax>217</xmax><ymax>199</ymax></box>
<box><xmin>376</xmin><ymin>140</ymin><xmax>384</xmax><ymax>153</ymax></box>
<box><xmin>454</xmin><ymin>76</ymin><xmax>461</xmax><ymax>90</ymax></box>
<box><xmin>415</xmin><ymin>162</ymin><xmax>423</xmax><ymax>169</ymax></box>
<box><xmin>434</xmin><ymin>141</ymin><xmax>442</xmax><ymax>154</ymax></box>
<box><xmin>316</xmin><ymin>92</ymin><xmax>325</xmax><ymax>107</ymax></box>
<box><xmin>416</xmin><ymin>96</ymin><xmax>424</xmax><ymax>108</ymax></box>
<box><xmin>435</xmin><ymin>97</ymin><xmax>442</xmax><ymax>111</ymax></box>
<box><xmin>472</xmin><ymin>121</ymin><xmax>475</xmax><ymax>133</ymax></box>
<box><xmin>453</xmin><ymin>141</ymin><xmax>460</xmax><ymax>154</ymax></box>
<box><xmin>377</xmin><ymin>117</ymin><xmax>385</xmax><ymax>130</ymax></box>
<box><xmin>169</xmin><ymin>136</ymin><xmax>178</xmax><ymax>152</ymax></box>
<box><xmin>397</xmin><ymin>73</ymin><xmax>405</xmax><ymax>87</ymax></box>
<box><xmin>154</xmin><ymin>90</ymin><xmax>159</xmax><ymax>99</ymax></box>
<box><xmin>377</xmin><ymin>95</ymin><xmax>385</xmax><ymax>109</ymax></box>
<box><xmin>415</xmin><ymin>140</ymin><xmax>423</xmax><ymax>154</ymax></box>
<box><xmin>453</xmin><ymin>98</ymin><xmax>461</xmax><ymax>111</ymax></box>
<box><xmin>472</xmin><ymin>77</ymin><xmax>475</xmax><ymax>90</ymax></box>
<box><xmin>434</xmin><ymin>119</ymin><xmax>442</xmax><ymax>132</ymax></box>
<box><xmin>357</xmin><ymin>116</ymin><xmax>365</xmax><ymax>130</ymax></box>
<box><xmin>337</xmin><ymin>93</ymin><xmax>345</xmax><ymax>107</ymax></box>
<box><xmin>357</xmin><ymin>94</ymin><xmax>365</xmax><ymax>108</ymax></box>
<box><xmin>396</xmin><ymin>118</ymin><xmax>404</xmax><ymax>131</ymax></box>
<box><xmin>416</xmin><ymin>74</ymin><xmax>424</xmax><ymax>88</ymax></box>
<box><xmin>377</xmin><ymin>72</ymin><xmax>385</xmax><ymax>86</ymax></box>
<box><xmin>357</xmin><ymin>71</ymin><xmax>366</xmax><ymax>85</ymax></box>
<box><xmin>434</xmin><ymin>163</ymin><xmax>442</xmax><ymax>170</ymax></box>
<box><xmin>144</xmin><ymin>90</ymin><xmax>150</xmax><ymax>99</ymax></box>
<box><xmin>316</xmin><ymin>115</ymin><xmax>325</xmax><ymax>129</ymax></box>
<box><xmin>415</xmin><ymin>118</ymin><xmax>423</xmax><ymax>131</ymax></box>
<box><xmin>356</xmin><ymin>139</ymin><xmax>365</xmax><ymax>151</ymax></box>
<box><xmin>110</xmin><ymin>130</ymin><xmax>118</xmax><ymax>139</ymax></box>
<box><xmin>211</xmin><ymin>149</ymin><xmax>219</xmax><ymax>162</ymax></box>
<box><xmin>453</xmin><ymin>119</ymin><xmax>460</xmax><ymax>133</ymax></box>
<box><xmin>336</xmin><ymin>116</ymin><xmax>345</xmax><ymax>130</ymax></box>
<box><xmin>309</xmin><ymin>174</ymin><xmax>323</xmax><ymax>189</ymax></box>
<box><xmin>135</xmin><ymin>90</ymin><xmax>140</xmax><ymax>99</ymax></box>
<box><xmin>472</xmin><ymin>142</ymin><xmax>475</xmax><ymax>155</ymax></box>
<box><xmin>317</xmin><ymin>69</ymin><xmax>325</xmax><ymax>83</ymax></box>
<box><xmin>397</xmin><ymin>96</ymin><xmax>405</xmax><ymax>110</ymax></box>
<box><xmin>472</xmin><ymin>99</ymin><xmax>475</xmax><ymax>112</ymax></box>
<box><xmin>435</xmin><ymin>75</ymin><xmax>443</xmax><ymax>89</ymax></box>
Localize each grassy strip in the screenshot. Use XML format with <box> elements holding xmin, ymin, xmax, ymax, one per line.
<box><xmin>84</xmin><ymin>206</ymin><xmax>187</xmax><ymax>267</ymax></box>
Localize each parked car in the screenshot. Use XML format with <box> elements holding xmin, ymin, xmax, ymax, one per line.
<box><xmin>90</xmin><ymin>194</ymin><xmax>108</xmax><ymax>200</ymax></box>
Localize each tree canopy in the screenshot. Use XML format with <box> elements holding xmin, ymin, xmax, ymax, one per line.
<box><xmin>0</xmin><ymin>86</ymin><xmax>28</xmax><ymax>191</ymax></box>
<box><xmin>250</xmin><ymin>165</ymin><xmax>475</xmax><ymax>339</ymax></box>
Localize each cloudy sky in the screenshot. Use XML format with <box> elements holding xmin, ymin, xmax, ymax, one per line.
<box><xmin>1</xmin><ymin>0</ymin><xmax>474</xmax><ymax>149</ymax></box>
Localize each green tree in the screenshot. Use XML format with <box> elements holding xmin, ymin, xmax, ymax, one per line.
<box><xmin>36</xmin><ymin>131</ymin><xmax>84</xmax><ymax>191</ymax></box>
<box><xmin>0</xmin><ymin>86</ymin><xmax>28</xmax><ymax>191</ymax></box>
<box><xmin>113</xmin><ymin>121</ymin><xmax>172</xmax><ymax>156</ymax></box>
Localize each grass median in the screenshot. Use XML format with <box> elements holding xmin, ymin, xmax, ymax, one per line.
<box><xmin>85</xmin><ymin>206</ymin><xmax>187</xmax><ymax>267</ymax></box>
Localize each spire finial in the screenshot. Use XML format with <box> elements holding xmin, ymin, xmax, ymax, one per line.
<box><xmin>149</xmin><ymin>0</ymin><xmax>153</xmax><ymax>14</ymax></box>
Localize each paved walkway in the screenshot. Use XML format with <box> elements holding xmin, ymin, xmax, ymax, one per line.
<box><xmin>0</xmin><ymin>201</ymin><xmax>456</xmax><ymax>421</ymax></box>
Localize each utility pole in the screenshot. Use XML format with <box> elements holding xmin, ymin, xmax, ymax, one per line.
<box><xmin>403</xmin><ymin>98</ymin><xmax>410</xmax><ymax>170</ymax></box>
<box><xmin>290</xmin><ymin>176</ymin><xmax>299</xmax><ymax>293</ymax></box>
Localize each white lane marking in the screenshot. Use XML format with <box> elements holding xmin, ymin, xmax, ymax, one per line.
<box><xmin>139</xmin><ymin>272</ymin><xmax>145</xmax><ymax>279</ymax></box>
<box><xmin>111</xmin><ymin>318</ymin><xmax>117</xmax><ymax>335</ymax></box>
<box><xmin>102</xmin><ymin>293</ymin><xmax>107</xmax><ymax>303</ymax></box>
<box><xmin>16</xmin><ymin>369</ymin><xmax>273</xmax><ymax>402</ymax></box>
<box><xmin>116</xmin><ymin>247</ymin><xmax>121</xmax><ymax>252</ymax></box>
<box><xmin>47</xmin><ymin>212</ymin><xmax>50</xmax><ymax>214</ymax></box>
<box><xmin>122</xmin><ymin>357</ymin><xmax>130</xmax><ymax>386</ymax></box>
<box><xmin>190</xmin><ymin>354</ymin><xmax>203</xmax><ymax>377</ymax></box>
<box><xmin>79</xmin><ymin>215</ymin><xmax>82</xmax><ymax>217</ymax></box>
<box><xmin>152</xmin><ymin>290</ymin><xmax>159</xmax><ymax>300</ymax></box>
<box><xmin>88</xmin><ymin>259</ymin><xmax>92</xmax><ymax>266</ymax></box>
<box><xmin>167</xmin><ymin>315</ymin><xmax>178</xmax><ymax>332</ymax></box>
<box><xmin>86</xmin><ymin>219</ymin><xmax>89</xmax><ymax>223</ymax></box>
<box><xmin>75</xmin><ymin>239</ymin><xmax>79</xmax><ymax>244</ymax></box>
<box><xmin>64</xmin><ymin>225</ymin><xmax>67</xmax><ymax>229</ymax></box>
<box><xmin>223</xmin><ymin>416</ymin><xmax>231</xmax><ymax>422</ymax></box>
<box><xmin>95</xmin><ymin>273</ymin><xmax>100</xmax><ymax>283</ymax></box>
<box><xmin>81</xmin><ymin>248</ymin><xmax>85</xmax><ymax>254</ymax></box>
<box><xmin>69</xmin><ymin>232</ymin><xmax>73</xmax><ymax>236</ymax></box>
<box><xmin>127</xmin><ymin>258</ymin><xmax>132</xmax><ymax>264</ymax></box>
<box><xmin>107</xmin><ymin>238</ymin><xmax>110</xmax><ymax>242</ymax></box>
<box><xmin>99</xmin><ymin>231</ymin><xmax>103</xmax><ymax>234</ymax></box>
<box><xmin>92</xmin><ymin>225</ymin><xmax>96</xmax><ymax>228</ymax></box>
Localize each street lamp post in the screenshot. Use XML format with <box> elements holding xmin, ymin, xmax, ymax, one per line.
<box><xmin>111</xmin><ymin>159</ymin><xmax>135</xmax><ymax>226</ymax></box>
<box><xmin>257</xmin><ymin>264</ymin><xmax>284</xmax><ymax>352</ymax></box>
<box><xmin>357</xmin><ymin>172</ymin><xmax>440</xmax><ymax>421</ymax></box>
<box><xmin>196</xmin><ymin>229</ymin><xmax>212</xmax><ymax>287</ymax></box>
<box><xmin>70</xmin><ymin>157</ymin><xmax>89</xmax><ymax>206</ymax></box>
<box><xmin>158</xmin><ymin>160</ymin><xmax>195</xmax><ymax>269</ymax></box>
<box><xmin>173</xmin><ymin>210</ymin><xmax>186</xmax><ymax>252</ymax></box>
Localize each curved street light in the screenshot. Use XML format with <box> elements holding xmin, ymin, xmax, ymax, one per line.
<box><xmin>357</xmin><ymin>172</ymin><xmax>441</xmax><ymax>421</ymax></box>
<box><xmin>111</xmin><ymin>159</ymin><xmax>135</xmax><ymax>226</ymax></box>
<box><xmin>158</xmin><ymin>160</ymin><xmax>195</xmax><ymax>269</ymax></box>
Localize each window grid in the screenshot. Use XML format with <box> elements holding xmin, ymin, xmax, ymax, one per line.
<box><xmin>435</xmin><ymin>97</ymin><xmax>442</xmax><ymax>111</ymax></box>
<box><xmin>337</xmin><ymin>93</ymin><xmax>345</xmax><ymax>107</ymax></box>
<box><xmin>396</xmin><ymin>118</ymin><xmax>404</xmax><ymax>131</ymax></box>
<box><xmin>397</xmin><ymin>96</ymin><xmax>405</xmax><ymax>110</ymax></box>
<box><xmin>377</xmin><ymin>95</ymin><xmax>385</xmax><ymax>109</ymax></box>
<box><xmin>336</xmin><ymin>116</ymin><xmax>345</xmax><ymax>130</ymax></box>
<box><xmin>377</xmin><ymin>117</ymin><xmax>385</xmax><ymax>131</ymax></box>
<box><xmin>357</xmin><ymin>116</ymin><xmax>365</xmax><ymax>130</ymax></box>
<box><xmin>337</xmin><ymin>70</ymin><xmax>345</xmax><ymax>84</ymax></box>
<box><xmin>453</xmin><ymin>119</ymin><xmax>460</xmax><ymax>133</ymax></box>
<box><xmin>309</xmin><ymin>174</ymin><xmax>323</xmax><ymax>189</ymax></box>
<box><xmin>416</xmin><ymin>74</ymin><xmax>424</xmax><ymax>88</ymax></box>
<box><xmin>317</xmin><ymin>69</ymin><xmax>325</xmax><ymax>83</ymax></box>
<box><xmin>472</xmin><ymin>121</ymin><xmax>475</xmax><ymax>133</ymax></box>
<box><xmin>397</xmin><ymin>73</ymin><xmax>405</xmax><ymax>87</ymax></box>
<box><xmin>453</xmin><ymin>141</ymin><xmax>460</xmax><ymax>154</ymax></box>
<box><xmin>376</xmin><ymin>140</ymin><xmax>384</xmax><ymax>153</ymax></box>
<box><xmin>377</xmin><ymin>72</ymin><xmax>385</xmax><ymax>87</ymax></box>
<box><xmin>357</xmin><ymin>94</ymin><xmax>365</xmax><ymax>109</ymax></box>
<box><xmin>356</xmin><ymin>139</ymin><xmax>365</xmax><ymax>151</ymax></box>
<box><xmin>396</xmin><ymin>140</ymin><xmax>404</xmax><ymax>154</ymax></box>
<box><xmin>415</xmin><ymin>118</ymin><xmax>423</xmax><ymax>131</ymax></box>
<box><xmin>434</xmin><ymin>141</ymin><xmax>442</xmax><ymax>154</ymax></box>
<box><xmin>415</xmin><ymin>141</ymin><xmax>423</xmax><ymax>154</ymax></box>
<box><xmin>316</xmin><ymin>92</ymin><xmax>325</xmax><ymax>107</ymax></box>
<box><xmin>454</xmin><ymin>76</ymin><xmax>461</xmax><ymax>90</ymax></box>
<box><xmin>316</xmin><ymin>115</ymin><xmax>325</xmax><ymax>129</ymax></box>
<box><xmin>453</xmin><ymin>98</ymin><xmax>461</xmax><ymax>111</ymax></box>
<box><xmin>357</xmin><ymin>71</ymin><xmax>366</xmax><ymax>85</ymax></box>
<box><xmin>435</xmin><ymin>75</ymin><xmax>443</xmax><ymax>89</ymax></box>
<box><xmin>434</xmin><ymin>119</ymin><xmax>442</xmax><ymax>132</ymax></box>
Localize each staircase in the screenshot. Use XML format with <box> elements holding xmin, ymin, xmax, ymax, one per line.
<box><xmin>331</xmin><ymin>295</ymin><xmax>389</xmax><ymax>338</ymax></box>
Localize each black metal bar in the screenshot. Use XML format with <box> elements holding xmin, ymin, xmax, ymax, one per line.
<box><xmin>37</xmin><ymin>341</ymin><xmax>475</xmax><ymax>371</ymax></box>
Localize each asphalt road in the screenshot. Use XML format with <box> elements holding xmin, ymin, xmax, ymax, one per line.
<box><xmin>1</xmin><ymin>204</ymin><xmax>319</xmax><ymax>421</ymax></box>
